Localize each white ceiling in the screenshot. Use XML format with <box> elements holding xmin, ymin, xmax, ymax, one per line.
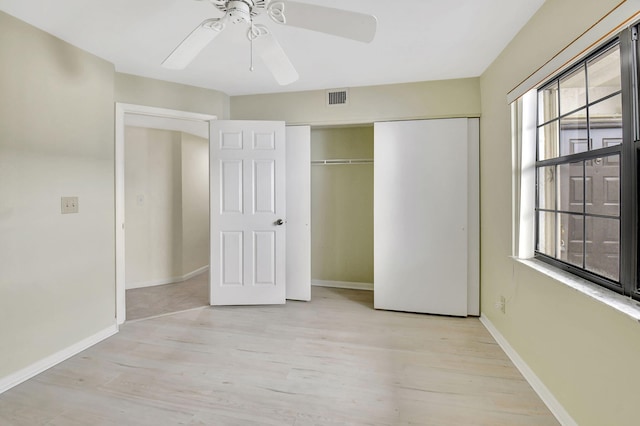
<box><xmin>0</xmin><ymin>0</ymin><xmax>545</xmax><ymax>96</ymax></box>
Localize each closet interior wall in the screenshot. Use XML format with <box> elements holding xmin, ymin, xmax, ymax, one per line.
<box><xmin>311</xmin><ymin>126</ymin><xmax>374</xmax><ymax>288</ymax></box>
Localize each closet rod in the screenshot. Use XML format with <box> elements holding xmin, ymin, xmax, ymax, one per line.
<box><xmin>311</xmin><ymin>158</ymin><xmax>374</xmax><ymax>165</ymax></box>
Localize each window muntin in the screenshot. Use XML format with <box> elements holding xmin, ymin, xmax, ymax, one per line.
<box><xmin>535</xmin><ymin>41</ymin><xmax>627</xmax><ymax>291</ymax></box>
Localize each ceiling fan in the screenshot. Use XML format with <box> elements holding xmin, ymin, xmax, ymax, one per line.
<box><xmin>162</xmin><ymin>0</ymin><xmax>377</xmax><ymax>85</ymax></box>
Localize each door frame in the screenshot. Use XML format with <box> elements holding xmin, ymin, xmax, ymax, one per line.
<box><xmin>114</xmin><ymin>103</ymin><xmax>216</xmax><ymax>325</ymax></box>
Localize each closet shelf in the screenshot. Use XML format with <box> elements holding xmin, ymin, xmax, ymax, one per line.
<box><xmin>311</xmin><ymin>158</ymin><xmax>374</xmax><ymax>165</ymax></box>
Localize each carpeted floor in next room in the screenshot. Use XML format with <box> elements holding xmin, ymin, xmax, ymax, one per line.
<box><xmin>126</xmin><ymin>271</ymin><xmax>209</xmax><ymax>321</ymax></box>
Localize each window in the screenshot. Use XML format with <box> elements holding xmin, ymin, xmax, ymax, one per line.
<box><xmin>533</xmin><ymin>28</ymin><xmax>638</xmax><ymax>300</ymax></box>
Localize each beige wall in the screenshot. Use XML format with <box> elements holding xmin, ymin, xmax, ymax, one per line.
<box><xmin>181</xmin><ymin>132</ymin><xmax>210</xmax><ymax>275</ymax></box>
<box><xmin>0</xmin><ymin>11</ymin><xmax>225</xmax><ymax>383</ymax></box>
<box><xmin>480</xmin><ymin>1</ymin><xmax>640</xmax><ymax>425</ymax></box>
<box><xmin>124</xmin><ymin>127</ymin><xmax>183</xmax><ymax>287</ymax></box>
<box><xmin>231</xmin><ymin>78</ymin><xmax>480</xmax><ymax>125</ymax></box>
<box><xmin>311</xmin><ymin>127</ymin><xmax>373</xmax><ymax>283</ymax></box>
<box><xmin>115</xmin><ymin>72</ymin><xmax>230</xmax><ymax>119</ymax></box>
<box><xmin>0</xmin><ymin>11</ymin><xmax>116</xmax><ymax>378</ymax></box>
<box><xmin>124</xmin><ymin>128</ymin><xmax>209</xmax><ymax>289</ymax></box>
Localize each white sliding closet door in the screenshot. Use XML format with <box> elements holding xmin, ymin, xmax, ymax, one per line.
<box><xmin>374</xmin><ymin>118</ymin><xmax>472</xmax><ymax>316</ymax></box>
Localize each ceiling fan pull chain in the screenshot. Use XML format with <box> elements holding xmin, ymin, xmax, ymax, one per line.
<box><xmin>247</xmin><ymin>23</ymin><xmax>269</xmax><ymax>72</ymax></box>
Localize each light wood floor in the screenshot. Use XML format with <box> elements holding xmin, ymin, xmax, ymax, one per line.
<box><xmin>126</xmin><ymin>272</ymin><xmax>209</xmax><ymax>321</ymax></box>
<box><xmin>0</xmin><ymin>287</ymin><xmax>559</xmax><ymax>425</ymax></box>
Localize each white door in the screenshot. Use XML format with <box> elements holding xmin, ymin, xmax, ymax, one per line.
<box><xmin>210</xmin><ymin>120</ymin><xmax>286</xmax><ymax>305</ymax></box>
<box><xmin>285</xmin><ymin>126</ymin><xmax>311</xmax><ymax>301</ymax></box>
<box><xmin>374</xmin><ymin>118</ymin><xmax>470</xmax><ymax>316</ymax></box>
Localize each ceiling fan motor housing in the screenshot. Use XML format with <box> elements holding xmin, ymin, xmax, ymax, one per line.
<box><xmin>218</xmin><ymin>0</ymin><xmax>267</xmax><ymax>24</ymax></box>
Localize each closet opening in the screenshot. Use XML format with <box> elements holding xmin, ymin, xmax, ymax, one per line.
<box><xmin>309</xmin><ymin>118</ymin><xmax>479</xmax><ymax>317</ymax></box>
<box><xmin>310</xmin><ymin>125</ymin><xmax>374</xmax><ymax>295</ymax></box>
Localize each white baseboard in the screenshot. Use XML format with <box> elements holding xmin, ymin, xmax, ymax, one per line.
<box><xmin>127</xmin><ymin>265</ymin><xmax>209</xmax><ymax>290</ymax></box>
<box><xmin>182</xmin><ymin>265</ymin><xmax>209</xmax><ymax>281</ymax></box>
<box><xmin>0</xmin><ymin>324</ymin><xmax>118</xmax><ymax>395</ymax></box>
<box><xmin>311</xmin><ymin>279</ymin><xmax>373</xmax><ymax>291</ymax></box>
<box><xmin>479</xmin><ymin>314</ymin><xmax>577</xmax><ymax>426</ymax></box>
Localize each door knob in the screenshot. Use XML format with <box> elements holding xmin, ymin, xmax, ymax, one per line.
<box><xmin>275</xmin><ymin>219</ymin><xmax>285</xmax><ymax>226</ymax></box>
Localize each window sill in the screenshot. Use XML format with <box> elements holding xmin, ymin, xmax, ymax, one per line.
<box><xmin>514</xmin><ymin>257</ymin><xmax>640</xmax><ymax>322</ymax></box>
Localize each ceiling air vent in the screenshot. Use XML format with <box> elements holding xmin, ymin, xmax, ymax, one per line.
<box><xmin>326</xmin><ymin>88</ymin><xmax>349</xmax><ymax>107</ymax></box>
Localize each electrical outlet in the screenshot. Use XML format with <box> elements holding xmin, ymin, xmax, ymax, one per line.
<box><xmin>499</xmin><ymin>296</ymin><xmax>506</xmax><ymax>314</ymax></box>
<box><xmin>61</xmin><ymin>196</ymin><xmax>79</xmax><ymax>214</ymax></box>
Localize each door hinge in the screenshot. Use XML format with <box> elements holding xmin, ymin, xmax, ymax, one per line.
<box><xmin>632</xmin><ymin>26</ymin><xmax>638</xmax><ymax>41</ymax></box>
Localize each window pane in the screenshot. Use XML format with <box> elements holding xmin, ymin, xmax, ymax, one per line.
<box><xmin>538</xmin><ymin>83</ymin><xmax>559</xmax><ymax>124</ymax></box>
<box><xmin>587</xmin><ymin>44</ymin><xmax>621</xmax><ymax>103</ymax></box>
<box><xmin>589</xmin><ymin>94</ymin><xmax>622</xmax><ymax>150</ymax></box>
<box><xmin>534</xmin><ymin>34</ymin><xmax>628</xmax><ymax>294</ymax></box>
<box><xmin>537</xmin><ymin>166</ymin><xmax>556</xmax><ymax>210</ymax></box>
<box><xmin>585</xmin><ymin>216</ymin><xmax>620</xmax><ymax>281</ymax></box>
<box><xmin>558</xmin><ymin>213</ymin><xmax>584</xmax><ymax>268</ymax></box>
<box><xmin>560</xmin><ymin>109</ymin><xmax>588</xmax><ymax>156</ymax></box>
<box><xmin>538</xmin><ymin>121</ymin><xmax>559</xmax><ymax>160</ymax></box>
<box><xmin>560</xmin><ymin>66</ymin><xmax>587</xmax><ymax>115</ymax></box>
<box><xmin>558</xmin><ymin>161</ymin><xmax>584</xmax><ymax>213</ymax></box>
<box><xmin>585</xmin><ymin>154</ymin><xmax>620</xmax><ymax>217</ymax></box>
<box><xmin>537</xmin><ymin>211</ymin><xmax>556</xmax><ymax>257</ymax></box>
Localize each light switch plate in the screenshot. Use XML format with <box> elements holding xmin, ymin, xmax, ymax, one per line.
<box><xmin>61</xmin><ymin>196</ymin><xmax>79</xmax><ymax>214</ymax></box>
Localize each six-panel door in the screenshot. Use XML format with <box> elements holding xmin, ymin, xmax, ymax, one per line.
<box><xmin>210</xmin><ymin>120</ymin><xmax>286</xmax><ymax>305</ymax></box>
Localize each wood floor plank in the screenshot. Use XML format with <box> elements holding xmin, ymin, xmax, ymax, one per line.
<box><xmin>0</xmin><ymin>287</ymin><xmax>559</xmax><ymax>425</ymax></box>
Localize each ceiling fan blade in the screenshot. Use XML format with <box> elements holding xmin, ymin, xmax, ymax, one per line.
<box><xmin>253</xmin><ymin>26</ymin><xmax>299</xmax><ymax>85</ymax></box>
<box><xmin>269</xmin><ymin>1</ymin><xmax>377</xmax><ymax>43</ymax></box>
<box><xmin>162</xmin><ymin>18</ymin><xmax>226</xmax><ymax>69</ymax></box>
